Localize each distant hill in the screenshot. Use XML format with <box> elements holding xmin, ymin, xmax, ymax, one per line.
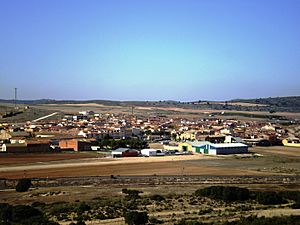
<box><xmin>0</xmin><ymin>96</ymin><xmax>300</xmax><ymax>112</ymax></box>
<box><xmin>230</xmin><ymin>96</ymin><xmax>300</xmax><ymax>108</ymax></box>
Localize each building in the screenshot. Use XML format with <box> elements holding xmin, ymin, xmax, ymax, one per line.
<box><xmin>224</xmin><ymin>136</ymin><xmax>245</xmax><ymax>144</ymax></box>
<box><xmin>205</xmin><ymin>135</ymin><xmax>226</xmax><ymax>143</ymax></box>
<box><xmin>177</xmin><ymin>131</ymin><xmax>196</xmax><ymax>141</ymax></box>
<box><xmin>111</xmin><ymin>148</ymin><xmax>139</xmax><ymax>157</ymax></box>
<box><xmin>1</xmin><ymin>142</ymin><xmax>52</xmax><ymax>153</ymax></box>
<box><xmin>178</xmin><ymin>142</ymin><xmax>194</xmax><ymax>152</ymax></box>
<box><xmin>0</xmin><ymin>130</ymin><xmax>12</xmax><ymax>141</ymax></box>
<box><xmin>282</xmin><ymin>138</ymin><xmax>300</xmax><ymax>147</ymax></box>
<box><xmin>163</xmin><ymin>144</ymin><xmax>179</xmax><ymax>151</ymax></box>
<box><xmin>141</xmin><ymin>149</ymin><xmax>157</xmax><ymax>156</ymax></box>
<box><xmin>59</xmin><ymin>139</ymin><xmax>94</xmax><ymax>151</ymax></box>
<box><xmin>193</xmin><ymin>142</ymin><xmax>248</xmax><ymax>155</ymax></box>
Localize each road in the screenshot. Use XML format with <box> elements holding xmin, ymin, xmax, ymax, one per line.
<box><xmin>32</xmin><ymin>112</ymin><xmax>58</xmax><ymax>122</ymax></box>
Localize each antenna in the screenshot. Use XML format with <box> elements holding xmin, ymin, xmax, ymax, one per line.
<box><xmin>14</xmin><ymin>88</ymin><xmax>17</xmax><ymax>109</ymax></box>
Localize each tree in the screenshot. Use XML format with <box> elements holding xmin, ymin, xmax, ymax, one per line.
<box><xmin>16</xmin><ymin>178</ymin><xmax>32</xmax><ymax>192</ymax></box>
<box><xmin>123</xmin><ymin>211</ymin><xmax>148</xmax><ymax>225</ymax></box>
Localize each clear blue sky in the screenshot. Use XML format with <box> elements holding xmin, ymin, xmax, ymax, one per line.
<box><xmin>0</xmin><ymin>0</ymin><xmax>299</xmax><ymax>101</ymax></box>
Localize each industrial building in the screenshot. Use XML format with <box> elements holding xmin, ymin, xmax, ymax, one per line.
<box><xmin>193</xmin><ymin>142</ymin><xmax>248</xmax><ymax>155</ymax></box>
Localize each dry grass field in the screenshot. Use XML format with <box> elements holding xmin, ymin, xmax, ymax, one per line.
<box><xmin>33</xmin><ymin>103</ymin><xmax>300</xmax><ymax>119</ymax></box>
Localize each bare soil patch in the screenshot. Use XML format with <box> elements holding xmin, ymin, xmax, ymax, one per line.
<box><xmin>0</xmin><ymin>152</ymin><xmax>100</xmax><ymax>166</ymax></box>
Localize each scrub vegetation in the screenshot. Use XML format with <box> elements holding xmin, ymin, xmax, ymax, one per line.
<box><xmin>2</xmin><ymin>186</ymin><xmax>300</xmax><ymax>224</ymax></box>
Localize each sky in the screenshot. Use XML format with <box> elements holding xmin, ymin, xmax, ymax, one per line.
<box><xmin>0</xmin><ymin>0</ymin><xmax>300</xmax><ymax>101</ymax></box>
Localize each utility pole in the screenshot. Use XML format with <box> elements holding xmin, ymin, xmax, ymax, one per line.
<box><xmin>14</xmin><ymin>88</ymin><xmax>17</xmax><ymax>109</ymax></box>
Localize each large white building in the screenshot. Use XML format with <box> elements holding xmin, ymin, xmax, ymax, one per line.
<box><xmin>193</xmin><ymin>142</ymin><xmax>248</xmax><ymax>155</ymax></box>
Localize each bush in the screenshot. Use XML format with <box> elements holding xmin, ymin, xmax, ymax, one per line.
<box><xmin>12</xmin><ymin>205</ymin><xmax>43</xmax><ymax>222</ymax></box>
<box><xmin>291</xmin><ymin>201</ymin><xmax>300</xmax><ymax>209</ymax></box>
<box><xmin>195</xmin><ymin>186</ymin><xmax>250</xmax><ymax>202</ymax></box>
<box><xmin>256</xmin><ymin>192</ymin><xmax>286</xmax><ymax>205</ymax></box>
<box><xmin>123</xmin><ymin>210</ymin><xmax>148</xmax><ymax>225</ymax></box>
<box><xmin>76</xmin><ymin>202</ymin><xmax>91</xmax><ymax>214</ymax></box>
<box><xmin>223</xmin><ymin>215</ymin><xmax>300</xmax><ymax>225</ymax></box>
<box><xmin>279</xmin><ymin>191</ymin><xmax>300</xmax><ymax>202</ymax></box>
<box><xmin>122</xmin><ymin>189</ymin><xmax>143</xmax><ymax>199</ymax></box>
<box><xmin>16</xmin><ymin>178</ymin><xmax>32</xmax><ymax>192</ymax></box>
<box><xmin>176</xmin><ymin>219</ymin><xmax>205</xmax><ymax>225</ymax></box>
<box><xmin>149</xmin><ymin>216</ymin><xmax>163</xmax><ymax>224</ymax></box>
<box><xmin>0</xmin><ymin>203</ymin><xmax>12</xmax><ymax>222</ymax></box>
<box><xmin>0</xmin><ymin>203</ymin><xmax>59</xmax><ymax>225</ymax></box>
<box><xmin>150</xmin><ymin>194</ymin><xmax>165</xmax><ymax>202</ymax></box>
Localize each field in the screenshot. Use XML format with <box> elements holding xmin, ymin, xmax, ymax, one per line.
<box><xmin>1</xmin><ymin>146</ymin><xmax>300</xmax><ymax>179</ymax></box>
<box><xmin>2</xmin><ymin>100</ymin><xmax>300</xmax><ymax>123</ymax></box>
<box><xmin>0</xmin><ymin>103</ymin><xmax>63</xmax><ymax>123</ymax></box>
<box><xmin>35</xmin><ymin>103</ymin><xmax>300</xmax><ymax>119</ymax></box>
<box><xmin>0</xmin><ymin>152</ymin><xmax>103</xmax><ymax>166</ymax></box>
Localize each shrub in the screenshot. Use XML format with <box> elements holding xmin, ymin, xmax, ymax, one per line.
<box><xmin>16</xmin><ymin>178</ymin><xmax>32</xmax><ymax>192</ymax></box>
<box><xmin>12</xmin><ymin>205</ymin><xmax>43</xmax><ymax>222</ymax></box>
<box><xmin>0</xmin><ymin>203</ymin><xmax>59</xmax><ymax>225</ymax></box>
<box><xmin>150</xmin><ymin>194</ymin><xmax>165</xmax><ymax>202</ymax></box>
<box><xmin>122</xmin><ymin>189</ymin><xmax>143</xmax><ymax>199</ymax></box>
<box><xmin>0</xmin><ymin>203</ymin><xmax>13</xmax><ymax>223</ymax></box>
<box><xmin>291</xmin><ymin>201</ymin><xmax>300</xmax><ymax>209</ymax></box>
<box><xmin>176</xmin><ymin>219</ymin><xmax>205</xmax><ymax>225</ymax></box>
<box><xmin>123</xmin><ymin>210</ymin><xmax>148</xmax><ymax>225</ymax></box>
<box><xmin>256</xmin><ymin>192</ymin><xmax>286</xmax><ymax>205</ymax></box>
<box><xmin>195</xmin><ymin>186</ymin><xmax>250</xmax><ymax>202</ymax></box>
<box><xmin>149</xmin><ymin>216</ymin><xmax>163</xmax><ymax>224</ymax></box>
<box><xmin>223</xmin><ymin>215</ymin><xmax>300</xmax><ymax>225</ymax></box>
<box><xmin>76</xmin><ymin>202</ymin><xmax>91</xmax><ymax>214</ymax></box>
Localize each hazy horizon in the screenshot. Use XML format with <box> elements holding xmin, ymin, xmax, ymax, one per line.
<box><xmin>1</xmin><ymin>94</ymin><xmax>300</xmax><ymax>103</ymax></box>
<box><xmin>1</xmin><ymin>0</ymin><xmax>300</xmax><ymax>101</ymax></box>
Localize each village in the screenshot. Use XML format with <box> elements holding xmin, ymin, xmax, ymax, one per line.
<box><xmin>1</xmin><ymin>109</ymin><xmax>299</xmax><ymax>157</ymax></box>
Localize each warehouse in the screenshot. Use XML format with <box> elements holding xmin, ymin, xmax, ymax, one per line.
<box><xmin>193</xmin><ymin>142</ymin><xmax>248</xmax><ymax>155</ymax></box>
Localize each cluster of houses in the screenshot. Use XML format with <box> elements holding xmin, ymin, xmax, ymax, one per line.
<box><xmin>0</xmin><ymin>110</ymin><xmax>299</xmax><ymax>155</ymax></box>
